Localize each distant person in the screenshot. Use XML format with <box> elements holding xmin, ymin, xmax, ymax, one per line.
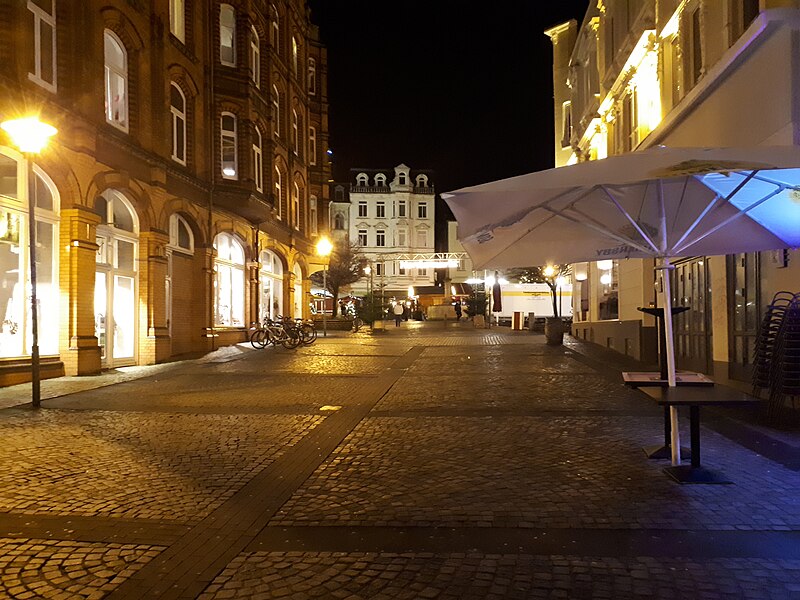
<box><xmin>393</xmin><ymin>302</ymin><xmax>404</xmax><ymax>327</ymax></box>
<box><xmin>454</xmin><ymin>302</ymin><xmax>462</xmax><ymax>321</ymax></box>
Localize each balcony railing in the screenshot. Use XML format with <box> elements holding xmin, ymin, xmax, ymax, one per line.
<box><xmin>413</xmin><ymin>186</ymin><xmax>435</xmax><ymax>194</ymax></box>
<box><xmin>351</xmin><ymin>186</ymin><xmax>391</xmax><ymax>193</ymax></box>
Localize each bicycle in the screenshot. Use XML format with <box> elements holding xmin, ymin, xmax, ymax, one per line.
<box><xmin>250</xmin><ymin>317</ymin><xmax>301</xmax><ymax>349</ymax></box>
<box><xmin>352</xmin><ymin>316</ymin><xmax>364</xmax><ymax>332</ymax></box>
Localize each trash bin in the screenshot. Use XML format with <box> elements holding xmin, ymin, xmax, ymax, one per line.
<box><xmin>512</xmin><ymin>311</ymin><xmax>524</xmax><ymax>330</ymax></box>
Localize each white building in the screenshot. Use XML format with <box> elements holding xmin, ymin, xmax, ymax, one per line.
<box><xmin>447</xmin><ymin>221</ymin><xmax>475</xmax><ymax>284</ymax></box>
<box><xmin>547</xmin><ymin>0</ymin><xmax>800</xmax><ymax>382</ymax></box>
<box><xmin>344</xmin><ymin>164</ymin><xmax>436</xmax><ymax>297</ymax></box>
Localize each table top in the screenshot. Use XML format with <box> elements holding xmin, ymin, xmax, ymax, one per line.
<box><xmin>641</xmin><ymin>385</ymin><xmax>761</xmax><ymax>407</ymax></box>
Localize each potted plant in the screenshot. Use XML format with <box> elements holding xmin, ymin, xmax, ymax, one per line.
<box><xmin>507</xmin><ymin>264</ymin><xmax>571</xmax><ymax>345</ymax></box>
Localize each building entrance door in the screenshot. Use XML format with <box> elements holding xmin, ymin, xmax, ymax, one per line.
<box><xmin>727</xmin><ymin>252</ymin><xmax>761</xmax><ymax>382</ymax></box>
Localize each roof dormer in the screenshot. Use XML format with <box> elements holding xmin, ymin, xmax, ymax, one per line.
<box><xmin>391</xmin><ymin>163</ymin><xmax>411</xmax><ymax>190</ymax></box>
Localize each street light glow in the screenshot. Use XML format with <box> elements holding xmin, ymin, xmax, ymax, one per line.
<box><xmin>1</xmin><ymin>117</ymin><xmax>57</xmax><ymax>153</ymax></box>
<box><xmin>543</xmin><ymin>265</ymin><xmax>556</xmax><ymax>278</ymax></box>
<box><xmin>316</xmin><ymin>237</ymin><xmax>333</xmax><ymax>257</ymax></box>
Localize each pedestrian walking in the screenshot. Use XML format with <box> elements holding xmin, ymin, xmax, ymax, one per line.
<box><xmin>393</xmin><ymin>302</ymin><xmax>404</xmax><ymax>327</ymax></box>
<box><xmin>453</xmin><ymin>301</ymin><xmax>462</xmax><ymax>321</ymax></box>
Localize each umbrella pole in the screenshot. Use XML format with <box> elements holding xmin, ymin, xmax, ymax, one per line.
<box><xmin>660</xmin><ymin>257</ymin><xmax>681</xmax><ymax>466</ymax></box>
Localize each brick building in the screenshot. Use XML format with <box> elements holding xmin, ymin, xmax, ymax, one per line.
<box><xmin>0</xmin><ymin>0</ymin><xmax>330</xmax><ymax>385</ymax></box>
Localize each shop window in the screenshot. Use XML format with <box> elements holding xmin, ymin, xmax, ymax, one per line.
<box><xmin>213</xmin><ymin>232</ymin><xmax>245</xmax><ymax>327</ymax></box>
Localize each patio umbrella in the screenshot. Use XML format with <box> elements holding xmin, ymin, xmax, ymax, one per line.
<box><xmin>444</xmin><ymin>146</ymin><xmax>800</xmax><ymax>465</ymax></box>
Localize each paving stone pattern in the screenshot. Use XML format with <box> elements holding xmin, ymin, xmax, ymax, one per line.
<box><xmin>1</xmin><ymin>323</ymin><xmax>799</xmax><ymax>598</ymax></box>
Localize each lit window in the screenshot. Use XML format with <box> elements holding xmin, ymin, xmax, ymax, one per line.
<box><xmin>308</xmin><ymin>126</ymin><xmax>316</xmax><ymax>165</ymax></box>
<box><xmin>292</xmin><ymin>36</ymin><xmax>298</xmax><ymax>74</ymax></box>
<box><xmin>220</xmin><ymin>112</ymin><xmax>237</xmax><ymax>179</ymax></box>
<box><xmin>28</xmin><ymin>0</ymin><xmax>57</xmax><ymax>91</ymax></box>
<box><xmin>259</xmin><ymin>249</ymin><xmax>283</xmax><ymax>321</ymax></box>
<box><xmin>104</xmin><ymin>30</ymin><xmax>128</xmax><ymax>131</ymax></box>
<box><xmin>309</xmin><ymin>195</ymin><xmax>317</xmax><ymax>235</ymax></box>
<box><xmin>308</xmin><ymin>57</ymin><xmax>316</xmax><ymax>95</ymax></box>
<box><xmin>398</xmin><ymin>262</ymin><xmax>406</xmax><ymax>275</ymax></box>
<box><xmin>249</xmin><ymin>26</ymin><xmax>260</xmax><ymax>87</ymax></box>
<box><xmin>169</xmin><ymin>0</ymin><xmax>185</xmax><ymax>43</ymax></box>
<box><xmin>252</xmin><ymin>126</ymin><xmax>263</xmax><ymax>192</ymax></box>
<box><xmin>272</xmin><ymin>85</ymin><xmax>280</xmax><ymax>137</ymax></box>
<box><xmin>358</xmin><ymin>229</ymin><xmax>367</xmax><ymax>246</ymax></box>
<box><xmin>358</xmin><ymin>201</ymin><xmax>367</xmax><ymax>217</ymax></box>
<box><xmin>220</xmin><ymin>4</ymin><xmax>236</xmax><ymax>66</ymax></box>
<box><xmin>561</xmin><ymin>101</ymin><xmax>572</xmax><ymax>148</ymax></box>
<box><xmin>376</xmin><ymin>230</ymin><xmax>385</xmax><ymax>247</ymax></box>
<box><xmin>292</xmin><ymin>181</ymin><xmax>300</xmax><ymax>230</ymax></box>
<box><xmin>170</xmin><ymin>83</ymin><xmax>186</xmax><ymax>165</ymax></box>
<box><xmin>274</xmin><ymin>165</ymin><xmax>282</xmax><ymax>219</ymax></box>
<box><xmin>376</xmin><ymin>202</ymin><xmax>385</xmax><ymax>218</ymax></box>
<box><xmin>169</xmin><ymin>214</ymin><xmax>194</xmax><ymax>253</ymax></box>
<box><xmin>417</xmin><ymin>202</ymin><xmax>427</xmax><ymax>219</ymax></box>
<box><xmin>213</xmin><ymin>232</ymin><xmax>245</xmax><ymax>327</ymax></box>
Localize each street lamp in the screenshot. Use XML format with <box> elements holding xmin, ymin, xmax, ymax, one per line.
<box><xmin>364</xmin><ymin>264</ymin><xmax>374</xmax><ymax>331</ymax></box>
<box><xmin>1</xmin><ymin>116</ymin><xmax>57</xmax><ymax>408</ymax></box>
<box><xmin>316</xmin><ymin>236</ymin><xmax>333</xmax><ymax>337</ymax></box>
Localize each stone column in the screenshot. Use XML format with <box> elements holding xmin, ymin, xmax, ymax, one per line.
<box><xmin>138</xmin><ymin>230</ymin><xmax>170</xmax><ymax>365</ymax></box>
<box><xmin>198</xmin><ymin>247</ymin><xmax>216</xmax><ymax>352</ymax></box>
<box><xmin>248</xmin><ymin>260</ymin><xmax>260</xmax><ymax>327</ymax></box>
<box><xmin>59</xmin><ymin>206</ymin><xmax>101</xmax><ymax>376</ymax></box>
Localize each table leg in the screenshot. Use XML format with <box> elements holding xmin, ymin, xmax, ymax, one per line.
<box><xmin>690</xmin><ymin>405</ymin><xmax>701</xmax><ymax>469</ymax></box>
<box><xmin>642</xmin><ymin>406</ymin><xmax>690</xmax><ymax>460</ymax></box>
<box><xmin>664</xmin><ymin>404</ymin><xmax>731</xmax><ymax>484</ymax></box>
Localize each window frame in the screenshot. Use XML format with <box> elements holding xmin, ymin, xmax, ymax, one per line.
<box><xmin>252</xmin><ymin>126</ymin><xmax>263</xmax><ymax>192</ymax></box>
<box><xmin>219</xmin><ymin>4</ymin><xmax>236</xmax><ymax>67</ymax></box>
<box><xmin>213</xmin><ymin>232</ymin><xmax>246</xmax><ymax>328</ymax></box>
<box><xmin>291</xmin><ymin>109</ymin><xmax>299</xmax><ymax>155</ymax></box>
<box><xmin>272</xmin><ymin>85</ymin><xmax>280</xmax><ymax>137</ymax></box>
<box><xmin>104</xmin><ymin>29</ymin><xmax>128</xmax><ymax>132</ymax></box>
<box><xmin>376</xmin><ymin>229</ymin><xmax>386</xmax><ymax>247</ymax></box>
<box><xmin>292</xmin><ymin>181</ymin><xmax>300</xmax><ymax>230</ymax></box>
<box><xmin>249</xmin><ymin>25</ymin><xmax>260</xmax><ymax>87</ymax></box>
<box><xmin>168</xmin><ymin>213</ymin><xmax>194</xmax><ymax>255</ymax></box>
<box><xmin>308</xmin><ymin>57</ymin><xmax>316</xmax><ymax>95</ymax></box>
<box><xmin>308</xmin><ymin>126</ymin><xmax>317</xmax><ymax>166</ymax></box>
<box><xmin>28</xmin><ymin>0</ymin><xmax>57</xmax><ymax>92</ymax></box>
<box><xmin>376</xmin><ymin>201</ymin><xmax>385</xmax><ymax>218</ymax></box>
<box><xmin>357</xmin><ymin>229</ymin><xmax>367</xmax><ymax>246</ymax></box>
<box><xmin>274</xmin><ymin>165</ymin><xmax>282</xmax><ymax>219</ymax></box>
<box><xmin>220</xmin><ymin>111</ymin><xmax>238</xmax><ymax>180</ymax></box>
<box><xmin>170</xmin><ymin>82</ymin><xmax>187</xmax><ymax>165</ymax></box>
<box><xmin>417</xmin><ymin>202</ymin><xmax>427</xmax><ymax>219</ymax></box>
<box><xmin>309</xmin><ymin>195</ymin><xmax>318</xmax><ymax>235</ymax></box>
<box><xmin>169</xmin><ymin>0</ymin><xmax>185</xmax><ymax>43</ymax></box>
<box><xmin>358</xmin><ymin>201</ymin><xmax>367</xmax><ymax>217</ymax></box>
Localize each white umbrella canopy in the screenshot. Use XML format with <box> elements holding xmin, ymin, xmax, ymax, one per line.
<box><xmin>444</xmin><ymin>146</ymin><xmax>800</xmax><ymax>467</ymax></box>
<box><xmin>444</xmin><ymin>146</ymin><xmax>800</xmax><ymax>269</ymax></box>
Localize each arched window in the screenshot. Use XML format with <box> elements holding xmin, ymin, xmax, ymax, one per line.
<box><xmin>169</xmin><ymin>0</ymin><xmax>185</xmax><ymax>42</ymax></box>
<box><xmin>0</xmin><ymin>152</ymin><xmax>60</xmax><ymax>359</ymax></box>
<box><xmin>309</xmin><ymin>195</ymin><xmax>318</xmax><ymax>235</ymax></box>
<box><xmin>219</xmin><ymin>4</ymin><xmax>236</xmax><ymax>66</ymax></box>
<box><xmin>270</xmin><ymin>4</ymin><xmax>279</xmax><ymax>50</ymax></box>
<box><xmin>259</xmin><ymin>249</ymin><xmax>283</xmax><ymax>321</ymax></box>
<box><xmin>168</xmin><ymin>214</ymin><xmax>194</xmax><ymax>253</ymax></box>
<box><xmin>94</xmin><ymin>190</ymin><xmax>138</xmax><ymax>363</ymax></box>
<box><xmin>398</xmin><ymin>173</ymin><xmax>407</xmax><ymax>185</ymax></box>
<box><xmin>274</xmin><ymin>165</ymin><xmax>282</xmax><ymax>219</ymax></box>
<box><xmin>104</xmin><ymin>30</ymin><xmax>128</xmax><ymax>131</ymax></box>
<box><xmin>308</xmin><ymin>58</ymin><xmax>316</xmax><ymax>95</ymax></box>
<box><xmin>252</xmin><ymin>126</ymin><xmax>263</xmax><ymax>192</ymax></box>
<box><xmin>220</xmin><ymin>112</ymin><xmax>237</xmax><ymax>179</ymax></box>
<box><xmin>415</xmin><ymin>174</ymin><xmax>428</xmax><ymax>187</ymax></box>
<box><xmin>249</xmin><ymin>26</ymin><xmax>260</xmax><ymax>87</ymax></box>
<box><xmin>308</xmin><ymin>126</ymin><xmax>316</xmax><ymax>166</ymax></box>
<box><xmin>291</xmin><ymin>109</ymin><xmax>299</xmax><ymax>154</ymax></box>
<box><xmin>170</xmin><ymin>83</ymin><xmax>186</xmax><ymax>165</ymax></box>
<box><xmin>292</xmin><ymin>262</ymin><xmax>303</xmax><ymax>318</ymax></box>
<box><xmin>292</xmin><ymin>181</ymin><xmax>300</xmax><ymax>230</ymax></box>
<box><xmin>272</xmin><ymin>85</ymin><xmax>280</xmax><ymax>137</ymax></box>
<box><xmin>334</xmin><ymin>212</ymin><xmax>344</xmax><ymax>230</ymax></box>
<box><xmin>356</xmin><ymin>173</ymin><xmax>368</xmax><ymax>187</ymax></box>
<box><xmin>292</xmin><ymin>36</ymin><xmax>298</xmax><ymax>75</ymax></box>
<box><xmin>213</xmin><ymin>232</ymin><xmax>245</xmax><ymax>327</ymax></box>
<box><xmin>375</xmin><ymin>173</ymin><xmax>386</xmax><ymax>187</ymax></box>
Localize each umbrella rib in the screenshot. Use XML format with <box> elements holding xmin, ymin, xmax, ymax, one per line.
<box><xmin>668</xmin><ymin>177</ymin><xmax>691</xmax><ymax>238</ymax></box>
<box><xmin>543</xmin><ymin>206</ymin><xmax>654</xmax><ymax>255</ymax></box>
<box><xmin>599</xmin><ymin>185</ymin><xmax>660</xmax><ymax>253</ymax></box>
<box><xmin>673</xmin><ymin>183</ymin><xmax>785</xmax><ymax>254</ymax></box>
<box><xmin>670</xmin><ymin>193</ymin><xmax>723</xmax><ymax>254</ymax></box>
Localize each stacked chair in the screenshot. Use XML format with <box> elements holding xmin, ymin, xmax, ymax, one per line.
<box><xmin>753</xmin><ymin>291</ymin><xmax>800</xmax><ymax>420</ymax></box>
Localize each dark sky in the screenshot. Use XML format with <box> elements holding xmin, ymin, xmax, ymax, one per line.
<box><xmin>307</xmin><ymin>0</ymin><xmax>590</xmax><ymax>194</ymax></box>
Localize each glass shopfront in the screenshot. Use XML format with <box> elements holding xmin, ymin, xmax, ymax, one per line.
<box><xmin>259</xmin><ymin>249</ymin><xmax>283</xmax><ymax>322</ymax></box>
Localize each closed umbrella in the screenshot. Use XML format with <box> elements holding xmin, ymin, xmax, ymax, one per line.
<box><xmin>444</xmin><ymin>146</ymin><xmax>800</xmax><ymax>466</ymax></box>
<box><xmin>492</xmin><ymin>272</ymin><xmax>502</xmax><ymax>313</ymax></box>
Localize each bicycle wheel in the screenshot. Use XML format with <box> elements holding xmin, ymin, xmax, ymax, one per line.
<box><xmin>281</xmin><ymin>329</ymin><xmax>301</xmax><ymax>349</ymax></box>
<box><xmin>250</xmin><ymin>328</ymin><xmax>269</xmax><ymax>349</ymax></box>
<box><xmin>352</xmin><ymin>317</ymin><xmax>363</xmax><ymax>332</ymax></box>
<box><xmin>300</xmin><ymin>323</ymin><xmax>317</xmax><ymax>344</ymax></box>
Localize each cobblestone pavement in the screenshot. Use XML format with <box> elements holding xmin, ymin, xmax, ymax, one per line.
<box><xmin>1</xmin><ymin>323</ymin><xmax>800</xmax><ymax>598</ymax></box>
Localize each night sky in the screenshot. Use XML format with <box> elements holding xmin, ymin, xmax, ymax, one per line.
<box><xmin>308</xmin><ymin>0</ymin><xmax>591</xmax><ymax>195</ymax></box>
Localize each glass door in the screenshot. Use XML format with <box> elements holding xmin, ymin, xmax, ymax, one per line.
<box><xmin>727</xmin><ymin>252</ymin><xmax>761</xmax><ymax>382</ymax></box>
<box><xmin>671</xmin><ymin>258</ymin><xmax>712</xmax><ymax>374</ymax></box>
<box><xmin>94</xmin><ymin>235</ymin><xmax>137</xmax><ymax>367</ymax></box>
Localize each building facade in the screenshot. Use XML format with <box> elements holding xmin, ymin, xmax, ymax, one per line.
<box><xmin>0</xmin><ymin>0</ymin><xmax>330</xmax><ymax>386</ymax></box>
<box><xmin>339</xmin><ymin>164</ymin><xmax>436</xmax><ymax>298</ymax></box>
<box><xmin>547</xmin><ymin>0</ymin><xmax>800</xmax><ymax>381</ymax></box>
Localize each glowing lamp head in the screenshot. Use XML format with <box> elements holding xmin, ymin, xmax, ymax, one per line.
<box><xmin>543</xmin><ymin>265</ymin><xmax>556</xmax><ymax>278</ymax></box>
<box><xmin>316</xmin><ymin>237</ymin><xmax>333</xmax><ymax>257</ymax></box>
<box><xmin>1</xmin><ymin>117</ymin><xmax>57</xmax><ymax>154</ymax></box>
<box><xmin>364</xmin><ymin>265</ymin><xmax>371</xmax><ymax>275</ymax></box>
<box><xmin>600</xmin><ymin>273</ymin><xmax>612</xmax><ymax>285</ymax></box>
<box><xmin>408</xmin><ymin>286</ymin><xmax>415</xmax><ymax>298</ymax></box>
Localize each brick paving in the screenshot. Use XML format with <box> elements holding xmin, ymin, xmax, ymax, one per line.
<box><xmin>0</xmin><ymin>323</ymin><xmax>799</xmax><ymax>598</ymax></box>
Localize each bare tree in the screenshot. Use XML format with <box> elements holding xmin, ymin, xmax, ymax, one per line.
<box><xmin>507</xmin><ymin>265</ymin><xmax>572</xmax><ymax>317</ymax></box>
<box><xmin>310</xmin><ymin>241</ymin><xmax>367</xmax><ymax>317</ymax></box>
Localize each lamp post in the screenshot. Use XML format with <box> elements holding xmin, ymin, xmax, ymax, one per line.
<box><xmin>1</xmin><ymin>117</ymin><xmax>57</xmax><ymax>408</ymax></box>
<box><xmin>364</xmin><ymin>264</ymin><xmax>373</xmax><ymax>331</ymax></box>
<box><xmin>316</xmin><ymin>236</ymin><xmax>332</xmax><ymax>337</ymax></box>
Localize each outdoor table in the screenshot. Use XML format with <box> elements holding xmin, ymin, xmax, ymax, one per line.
<box><xmin>641</xmin><ymin>386</ymin><xmax>760</xmax><ymax>484</ymax></box>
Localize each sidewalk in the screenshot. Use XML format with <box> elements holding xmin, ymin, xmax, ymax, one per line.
<box><xmin>2</xmin><ymin>325</ymin><xmax>800</xmax><ymax>598</ymax></box>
